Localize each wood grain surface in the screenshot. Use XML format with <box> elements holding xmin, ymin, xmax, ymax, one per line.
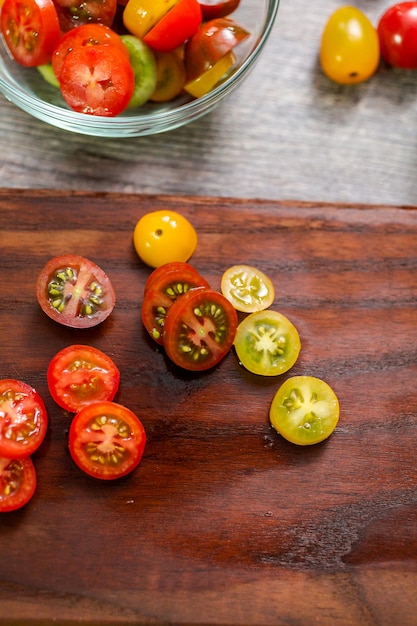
<box><xmin>2</xmin><ymin>0</ymin><xmax>417</xmax><ymax>206</ymax></box>
<box><xmin>0</xmin><ymin>189</ymin><xmax>416</xmax><ymax>625</ymax></box>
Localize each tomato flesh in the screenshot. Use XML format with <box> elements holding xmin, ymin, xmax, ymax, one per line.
<box><xmin>69</xmin><ymin>401</ymin><xmax>146</xmax><ymax>480</ymax></box>
<box><xmin>234</xmin><ymin>310</ymin><xmax>301</xmax><ymax>377</ymax></box>
<box><xmin>0</xmin><ymin>456</ymin><xmax>37</xmax><ymax>512</ymax></box>
<box><xmin>221</xmin><ymin>264</ymin><xmax>275</xmax><ymax>313</ymax></box>
<box><xmin>0</xmin><ymin>379</ymin><xmax>48</xmax><ymax>458</ymax></box>
<box><xmin>143</xmin><ymin>0</ymin><xmax>202</xmax><ymax>53</ymax></box>
<box><xmin>36</xmin><ymin>254</ymin><xmax>116</xmax><ymax>328</ymax></box>
<box><xmin>269</xmin><ymin>376</ymin><xmax>340</xmax><ymax>446</ymax></box>
<box><xmin>163</xmin><ymin>286</ymin><xmax>238</xmax><ymax>371</ymax></box>
<box><xmin>47</xmin><ymin>345</ymin><xmax>120</xmax><ymax>413</ymax></box>
<box><xmin>378</xmin><ymin>2</ymin><xmax>417</xmax><ymax>69</ymax></box>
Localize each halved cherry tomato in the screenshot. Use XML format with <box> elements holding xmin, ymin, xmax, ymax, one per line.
<box><xmin>184</xmin><ymin>17</ymin><xmax>249</xmax><ymax>82</ymax></box>
<box><xmin>0</xmin><ymin>456</ymin><xmax>37</xmax><ymax>512</ymax></box>
<box><xmin>142</xmin><ymin>263</ymin><xmax>210</xmax><ymax>343</ymax></box>
<box><xmin>53</xmin><ymin>0</ymin><xmax>117</xmax><ymax>32</ymax></box>
<box><xmin>36</xmin><ymin>254</ymin><xmax>116</xmax><ymax>329</ymax></box>
<box><xmin>68</xmin><ymin>401</ymin><xmax>146</xmax><ymax>480</ymax></box>
<box><xmin>0</xmin><ymin>0</ymin><xmax>61</xmax><ymax>67</ymax></box>
<box><xmin>150</xmin><ymin>50</ymin><xmax>187</xmax><ymax>101</ymax></box>
<box><xmin>0</xmin><ymin>379</ymin><xmax>48</xmax><ymax>458</ymax></box>
<box><xmin>221</xmin><ymin>264</ymin><xmax>275</xmax><ymax>313</ymax></box>
<box><xmin>197</xmin><ymin>0</ymin><xmax>240</xmax><ymax>20</ymax></box>
<box><xmin>143</xmin><ymin>0</ymin><xmax>202</xmax><ymax>53</ymax></box>
<box><xmin>52</xmin><ymin>23</ymin><xmax>129</xmax><ymax>80</ymax></box>
<box><xmin>163</xmin><ymin>286</ymin><xmax>238</xmax><ymax>371</ymax></box>
<box><xmin>133</xmin><ymin>210</ymin><xmax>198</xmax><ymax>268</ymax></box>
<box><xmin>378</xmin><ymin>2</ymin><xmax>417</xmax><ymax>69</ymax></box>
<box><xmin>269</xmin><ymin>376</ymin><xmax>340</xmax><ymax>446</ymax></box>
<box><xmin>144</xmin><ymin>261</ymin><xmax>204</xmax><ymax>293</ymax></box>
<box><xmin>234</xmin><ymin>310</ymin><xmax>301</xmax><ymax>377</ymax></box>
<box><xmin>123</xmin><ymin>0</ymin><xmax>178</xmax><ymax>38</ymax></box>
<box><xmin>59</xmin><ymin>44</ymin><xmax>135</xmax><ymax>116</ymax></box>
<box><xmin>184</xmin><ymin>49</ymin><xmax>234</xmax><ymax>97</ymax></box>
<box><xmin>47</xmin><ymin>345</ymin><xmax>120</xmax><ymax>413</ymax></box>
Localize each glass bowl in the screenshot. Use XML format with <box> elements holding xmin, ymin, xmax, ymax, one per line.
<box><xmin>0</xmin><ymin>0</ymin><xmax>280</xmax><ymax>138</ymax></box>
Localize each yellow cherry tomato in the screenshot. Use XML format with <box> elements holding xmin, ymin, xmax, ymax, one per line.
<box><xmin>221</xmin><ymin>264</ymin><xmax>275</xmax><ymax>313</ymax></box>
<box><xmin>123</xmin><ymin>0</ymin><xmax>178</xmax><ymax>39</ymax></box>
<box><xmin>133</xmin><ymin>210</ymin><xmax>197</xmax><ymax>268</ymax></box>
<box><xmin>320</xmin><ymin>6</ymin><xmax>380</xmax><ymax>84</ymax></box>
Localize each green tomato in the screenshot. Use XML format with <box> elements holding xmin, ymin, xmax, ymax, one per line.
<box><xmin>121</xmin><ymin>35</ymin><xmax>157</xmax><ymax>108</ymax></box>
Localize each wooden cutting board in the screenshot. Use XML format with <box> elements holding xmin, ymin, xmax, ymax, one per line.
<box><xmin>0</xmin><ymin>190</ymin><xmax>416</xmax><ymax>626</ymax></box>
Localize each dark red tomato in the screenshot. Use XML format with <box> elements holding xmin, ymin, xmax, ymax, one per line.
<box><xmin>144</xmin><ymin>0</ymin><xmax>202</xmax><ymax>53</ymax></box>
<box><xmin>52</xmin><ymin>23</ymin><xmax>129</xmax><ymax>79</ymax></box>
<box><xmin>142</xmin><ymin>264</ymin><xmax>210</xmax><ymax>344</ymax></box>
<box><xmin>68</xmin><ymin>401</ymin><xmax>146</xmax><ymax>480</ymax></box>
<box><xmin>59</xmin><ymin>43</ymin><xmax>135</xmax><ymax>116</ymax></box>
<box><xmin>144</xmin><ymin>262</ymin><xmax>205</xmax><ymax>294</ymax></box>
<box><xmin>163</xmin><ymin>286</ymin><xmax>238</xmax><ymax>371</ymax></box>
<box><xmin>53</xmin><ymin>0</ymin><xmax>117</xmax><ymax>32</ymax></box>
<box><xmin>0</xmin><ymin>456</ymin><xmax>36</xmax><ymax>512</ymax></box>
<box><xmin>47</xmin><ymin>345</ymin><xmax>120</xmax><ymax>413</ymax></box>
<box><xmin>0</xmin><ymin>380</ymin><xmax>48</xmax><ymax>458</ymax></box>
<box><xmin>197</xmin><ymin>0</ymin><xmax>240</xmax><ymax>20</ymax></box>
<box><xmin>378</xmin><ymin>2</ymin><xmax>417</xmax><ymax>68</ymax></box>
<box><xmin>0</xmin><ymin>0</ymin><xmax>60</xmax><ymax>66</ymax></box>
<box><xmin>36</xmin><ymin>254</ymin><xmax>116</xmax><ymax>328</ymax></box>
<box><xmin>185</xmin><ymin>17</ymin><xmax>249</xmax><ymax>81</ymax></box>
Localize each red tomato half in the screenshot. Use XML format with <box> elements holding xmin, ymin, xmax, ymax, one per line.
<box><xmin>69</xmin><ymin>401</ymin><xmax>146</xmax><ymax>480</ymax></box>
<box><xmin>0</xmin><ymin>380</ymin><xmax>48</xmax><ymax>458</ymax></box>
<box><xmin>59</xmin><ymin>44</ymin><xmax>135</xmax><ymax>116</ymax></box>
<box><xmin>144</xmin><ymin>261</ymin><xmax>204</xmax><ymax>294</ymax></box>
<box><xmin>53</xmin><ymin>0</ymin><xmax>118</xmax><ymax>32</ymax></box>
<box><xmin>378</xmin><ymin>2</ymin><xmax>417</xmax><ymax>68</ymax></box>
<box><xmin>0</xmin><ymin>456</ymin><xmax>37</xmax><ymax>512</ymax></box>
<box><xmin>142</xmin><ymin>263</ymin><xmax>210</xmax><ymax>344</ymax></box>
<box><xmin>163</xmin><ymin>286</ymin><xmax>238</xmax><ymax>371</ymax></box>
<box><xmin>47</xmin><ymin>345</ymin><xmax>120</xmax><ymax>413</ymax></box>
<box><xmin>52</xmin><ymin>23</ymin><xmax>129</xmax><ymax>79</ymax></box>
<box><xmin>36</xmin><ymin>254</ymin><xmax>116</xmax><ymax>328</ymax></box>
<box><xmin>144</xmin><ymin>0</ymin><xmax>202</xmax><ymax>53</ymax></box>
<box><xmin>197</xmin><ymin>0</ymin><xmax>240</xmax><ymax>20</ymax></box>
<box><xmin>0</xmin><ymin>0</ymin><xmax>60</xmax><ymax>67</ymax></box>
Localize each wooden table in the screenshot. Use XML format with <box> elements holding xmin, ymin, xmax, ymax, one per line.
<box><xmin>0</xmin><ymin>190</ymin><xmax>416</xmax><ymax>625</ymax></box>
<box><xmin>1</xmin><ymin>0</ymin><xmax>417</xmax><ymax>206</ymax></box>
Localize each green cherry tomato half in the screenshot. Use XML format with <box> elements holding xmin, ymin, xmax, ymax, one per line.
<box><xmin>320</xmin><ymin>6</ymin><xmax>380</xmax><ymax>84</ymax></box>
<box><xmin>269</xmin><ymin>376</ymin><xmax>340</xmax><ymax>446</ymax></box>
<box><xmin>234</xmin><ymin>310</ymin><xmax>301</xmax><ymax>376</ymax></box>
<box><xmin>133</xmin><ymin>210</ymin><xmax>198</xmax><ymax>268</ymax></box>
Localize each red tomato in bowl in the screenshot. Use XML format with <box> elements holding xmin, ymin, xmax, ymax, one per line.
<box><xmin>197</xmin><ymin>0</ymin><xmax>240</xmax><ymax>20</ymax></box>
<box><xmin>143</xmin><ymin>0</ymin><xmax>202</xmax><ymax>53</ymax></box>
<box><xmin>0</xmin><ymin>379</ymin><xmax>48</xmax><ymax>458</ymax></box>
<box><xmin>47</xmin><ymin>345</ymin><xmax>120</xmax><ymax>413</ymax></box>
<box><xmin>0</xmin><ymin>0</ymin><xmax>61</xmax><ymax>66</ymax></box>
<box><xmin>53</xmin><ymin>0</ymin><xmax>118</xmax><ymax>32</ymax></box>
<box><xmin>68</xmin><ymin>401</ymin><xmax>146</xmax><ymax>480</ymax></box>
<box><xmin>378</xmin><ymin>2</ymin><xmax>417</xmax><ymax>68</ymax></box>
<box><xmin>36</xmin><ymin>254</ymin><xmax>116</xmax><ymax>328</ymax></box>
<box><xmin>0</xmin><ymin>456</ymin><xmax>37</xmax><ymax>512</ymax></box>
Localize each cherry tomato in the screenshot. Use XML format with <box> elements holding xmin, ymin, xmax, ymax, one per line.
<box><xmin>163</xmin><ymin>286</ymin><xmax>238</xmax><ymax>371</ymax></box>
<box><xmin>150</xmin><ymin>50</ymin><xmax>187</xmax><ymax>102</ymax></box>
<box><xmin>378</xmin><ymin>2</ymin><xmax>417</xmax><ymax>69</ymax></box>
<box><xmin>123</xmin><ymin>0</ymin><xmax>178</xmax><ymax>39</ymax></box>
<box><xmin>234</xmin><ymin>310</ymin><xmax>301</xmax><ymax>377</ymax></box>
<box><xmin>36</xmin><ymin>254</ymin><xmax>116</xmax><ymax>329</ymax></box>
<box><xmin>269</xmin><ymin>376</ymin><xmax>340</xmax><ymax>446</ymax></box>
<box><xmin>68</xmin><ymin>401</ymin><xmax>146</xmax><ymax>480</ymax></box>
<box><xmin>220</xmin><ymin>264</ymin><xmax>275</xmax><ymax>313</ymax></box>
<box><xmin>184</xmin><ymin>18</ymin><xmax>249</xmax><ymax>82</ymax></box>
<box><xmin>143</xmin><ymin>0</ymin><xmax>202</xmax><ymax>53</ymax></box>
<box><xmin>52</xmin><ymin>23</ymin><xmax>130</xmax><ymax>80</ymax></box>
<box><xmin>0</xmin><ymin>379</ymin><xmax>48</xmax><ymax>458</ymax></box>
<box><xmin>142</xmin><ymin>263</ymin><xmax>210</xmax><ymax>344</ymax></box>
<box><xmin>53</xmin><ymin>0</ymin><xmax>117</xmax><ymax>32</ymax></box>
<box><xmin>197</xmin><ymin>0</ymin><xmax>240</xmax><ymax>20</ymax></box>
<box><xmin>133</xmin><ymin>210</ymin><xmax>198</xmax><ymax>268</ymax></box>
<box><xmin>0</xmin><ymin>456</ymin><xmax>37</xmax><ymax>512</ymax></box>
<box><xmin>0</xmin><ymin>0</ymin><xmax>60</xmax><ymax>67</ymax></box>
<box><xmin>59</xmin><ymin>44</ymin><xmax>135</xmax><ymax>116</ymax></box>
<box><xmin>120</xmin><ymin>35</ymin><xmax>157</xmax><ymax>108</ymax></box>
<box><xmin>144</xmin><ymin>261</ymin><xmax>204</xmax><ymax>293</ymax></box>
<box><xmin>320</xmin><ymin>6</ymin><xmax>380</xmax><ymax>84</ymax></box>
<box><xmin>47</xmin><ymin>345</ymin><xmax>120</xmax><ymax>413</ymax></box>
<box><xmin>184</xmin><ymin>49</ymin><xmax>234</xmax><ymax>97</ymax></box>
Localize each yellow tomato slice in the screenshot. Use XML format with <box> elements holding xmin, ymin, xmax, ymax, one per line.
<box><xmin>221</xmin><ymin>264</ymin><xmax>275</xmax><ymax>313</ymax></box>
<box><xmin>150</xmin><ymin>50</ymin><xmax>186</xmax><ymax>102</ymax></box>
<box><xmin>123</xmin><ymin>0</ymin><xmax>178</xmax><ymax>38</ymax></box>
<box><xmin>184</xmin><ymin>49</ymin><xmax>235</xmax><ymax>98</ymax></box>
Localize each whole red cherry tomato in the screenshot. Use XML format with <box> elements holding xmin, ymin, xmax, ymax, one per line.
<box><xmin>378</xmin><ymin>2</ymin><xmax>417</xmax><ymax>68</ymax></box>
